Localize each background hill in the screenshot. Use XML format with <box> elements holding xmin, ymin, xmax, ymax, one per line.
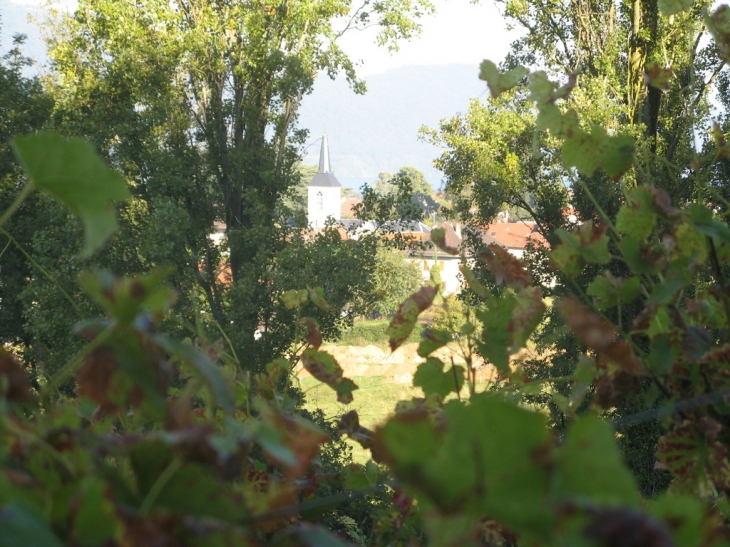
<box><xmin>298</xmin><ymin>64</ymin><xmax>487</xmax><ymax>187</ymax></box>
<box><xmin>2</xmin><ymin>2</ymin><xmax>487</xmax><ymax>189</ymax></box>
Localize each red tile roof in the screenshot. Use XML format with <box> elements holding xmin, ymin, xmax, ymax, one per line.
<box><xmin>483</xmin><ymin>222</ymin><xmax>547</xmax><ymax>250</ymax></box>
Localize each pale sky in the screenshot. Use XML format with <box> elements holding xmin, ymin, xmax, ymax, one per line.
<box><xmin>337</xmin><ymin>0</ymin><xmax>517</xmax><ymax>76</ymax></box>
<box><xmin>6</xmin><ymin>0</ymin><xmax>517</xmax><ymax>75</ymax></box>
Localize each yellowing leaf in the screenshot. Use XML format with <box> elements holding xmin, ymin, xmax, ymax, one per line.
<box><xmin>386</xmin><ymin>286</ymin><xmax>438</xmax><ymax>351</ymax></box>
<box><xmin>301</xmin><ymin>349</ymin><xmax>358</xmax><ymax>404</ymax></box>
<box><xmin>658</xmin><ymin>0</ymin><xmax>694</xmax><ymax>16</ymax></box>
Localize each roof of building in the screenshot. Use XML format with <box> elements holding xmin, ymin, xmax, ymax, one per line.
<box><xmin>309</xmin><ymin>134</ymin><xmax>342</xmax><ymax>188</ymax></box>
<box><xmin>483</xmin><ymin>222</ymin><xmax>547</xmax><ymax>250</ymax></box>
<box><xmin>341</xmin><ymin>197</ymin><xmax>361</xmax><ymax>218</ymax></box>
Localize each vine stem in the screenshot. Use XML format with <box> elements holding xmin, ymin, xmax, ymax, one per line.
<box><xmin>139</xmin><ymin>457</ymin><xmax>182</xmax><ymax>515</ymax></box>
<box><xmin>0</xmin><ymin>229</ymin><xmax>83</xmax><ymax>318</ymax></box>
<box><xmin>3</xmin><ymin>418</ymin><xmax>76</xmax><ymax>478</ymax></box>
<box><xmin>0</xmin><ymin>182</ymin><xmax>34</xmax><ymax>230</ymax></box>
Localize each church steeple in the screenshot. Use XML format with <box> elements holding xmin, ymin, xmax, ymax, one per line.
<box><xmin>318</xmin><ymin>134</ymin><xmax>331</xmax><ymax>173</ymax></box>
<box><xmin>307</xmin><ymin>134</ymin><xmax>342</xmax><ymax>228</ymax></box>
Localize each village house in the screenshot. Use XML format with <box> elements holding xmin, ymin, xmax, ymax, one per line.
<box><xmin>300</xmin><ymin>136</ymin><xmax>550</xmax><ymax>295</ymax></box>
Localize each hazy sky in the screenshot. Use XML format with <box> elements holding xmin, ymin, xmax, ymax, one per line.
<box><xmin>5</xmin><ymin>0</ymin><xmax>516</xmax><ymax>74</ymax></box>
<box><xmin>337</xmin><ymin>0</ymin><xmax>517</xmax><ymax>75</ymax></box>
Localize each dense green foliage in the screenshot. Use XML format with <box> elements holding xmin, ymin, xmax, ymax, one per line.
<box><xmin>0</xmin><ymin>1</ymin><xmax>438</xmax><ymax>377</ymax></box>
<box><xmin>6</xmin><ymin>0</ymin><xmax>730</xmax><ymax>545</ymax></box>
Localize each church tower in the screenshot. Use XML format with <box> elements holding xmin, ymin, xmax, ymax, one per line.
<box><xmin>307</xmin><ymin>135</ymin><xmax>342</xmax><ymax>228</ymax></box>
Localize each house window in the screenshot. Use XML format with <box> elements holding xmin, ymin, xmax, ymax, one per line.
<box><xmin>317</xmin><ymin>192</ymin><xmax>323</xmax><ymax>210</ymax></box>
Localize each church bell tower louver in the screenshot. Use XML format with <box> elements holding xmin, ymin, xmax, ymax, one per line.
<box><xmin>307</xmin><ymin>135</ymin><xmax>342</xmax><ymax>228</ymax></box>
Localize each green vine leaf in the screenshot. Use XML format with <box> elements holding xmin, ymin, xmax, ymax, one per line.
<box><xmin>0</xmin><ymin>503</ymin><xmax>64</xmax><ymax>547</ymax></box>
<box><xmin>413</xmin><ymin>357</ymin><xmax>464</xmax><ymax>399</ymax></box>
<box><xmin>12</xmin><ymin>132</ymin><xmax>131</xmax><ymax>257</ymax></box>
<box><xmin>479</xmin><ymin>60</ymin><xmax>528</xmax><ymax>98</ymax></box>
<box><xmin>658</xmin><ymin>0</ymin><xmax>694</xmax><ymax>17</ymax></box>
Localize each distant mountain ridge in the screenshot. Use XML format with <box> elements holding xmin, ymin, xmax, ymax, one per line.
<box><xmin>1</xmin><ymin>2</ymin><xmax>487</xmax><ymax>185</ymax></box>
<box><xmin>298</xmin><ymin>64</ymin><xmax>487</xmax><ymax>183</ymax></box>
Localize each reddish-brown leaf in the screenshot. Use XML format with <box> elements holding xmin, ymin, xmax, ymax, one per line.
<box><xmin>478</xmin><ymin>244</ymin><xmax>533</xmax><ymax>290</ymax></box>
<box><xmin>298</xmin><ymin>318</ymin><xmax>322</xmax><ymax>349</ymax></box>
<box><xmin>430</xmin><ymin>227</ymin><xmax>459</xmax><ymax>255</ymax></box>
<box><xmin>650</xmin><ymin>187</ymin><xmax>681</xmax><ymax>219</ymax></box>
<box><xmin>386</xmin><ymin>285</ymin><xmax>438</xmax><ymax>352</ymax></box>
<box><xmin>594</xmin><ymin>371</ymin><xmax>641</xmax><ymax>409</ymax></box>
<box><xmin>0</xmin><ymin>350</ymin><xmax>33</xmax><ymax>403</ymax></box>
<box><xmin>632</xmin><ymin>302</ymin><xmax>659</xmax><ymax>332</ymax></box>
<box><xmin>300</xmin><ymin>349</ymin><xmax>358</xmax><ymax>404</ymax></box>
<box><xmin>562</xmin><ymin>298</ymin><xmax>644</xmax><ymax>374</ymax></box>
<box><xmin>261</xmin><ymin>408</ymin><xmax>330</xmax><ymax>479</ymax></box>
<box><xmin>338</xmin><ymin>410</ymin><xmax>376</xmax><ymax>451</ymax></box>
<box><xmin>75</xmin><ymin>347</ymin><xmax>119</xmax><ymax>415</ymax></box>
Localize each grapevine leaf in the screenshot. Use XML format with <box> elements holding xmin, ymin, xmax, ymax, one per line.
<box><xmin>413</xmin><ymin>357</ymin><xmax>464</xmax><ymax>399</ymax></box>
<box><xmin>528</xmin><ymin>71</ymin><xmax>557</xmax><ymax>104</ymax></box>
<box><xmin>549</xmin><ymin>243</ymin><xmax>584</xmax><ymax>277</ymax></box>
<box><xmin>600</xmin><ymin>134</ymin><xmax>636</xmax><ymax>181</ymax></box>
<box><xmin>309</xmin><ymin>287</ymin><xmax>333</xmax><ymax>311</ymax></box>
<box><xmin>658</xmin><ymin>0</ymin><xmax>694</xmax><ymax>16</ymax></box>
<box><xmin>430</xmin><ymin>227</ymin><xmax>459</xmax><ymax>255</ymax></box>
<box><xmin>594</xmin><ymin>370</ymin><xmax>641</xmax><ymax>408</ymax></box>
<box><xmin>79</xmin><ymin>268</ymin><xmax>174</xmax><ymax>326</ymax></box>
<box><xmin>644</xmin><ymin>61</ymin><xmax>673</xmax><ymax>90</ymax></box>
<box><xmin>646</xmin><ymin>334</ymin><xmax>674</xmax><ymax>374</ymax></box>
<box><xmin>386</xmin><ymin>285</ymin><xmax>438</xmax><ymax>351</ymax></box>
<box><xmin>616</xmin><ymin>205</ymin><xmax>656</xmax><ymax>240</ymax></box>
<box><xmin>0</xmin><ymin>503</ymin><xmax>63</xmax><ymax>547</ymax></box>
<box><xmin>587</xmin><ymin>275</ymin><xmax>618</xmax><ymax>309</ymax></box>
<box><xmin>561</xmin><ymin>298</ymin><xmax>644</xmax><ymax>374</ymax></box>
<box><xmin>72</xmin><ymin>478</ymin><xmax>121</xmax><ymax>546</ymax></box>
<box><xmin>673</xmin><ymin>222</ymin><xmax>707</xmax><ymax>263</ymax></box>
<box><xmin>707</xmin><ymin>5</ymin><xmax>730</xmax><ymax>61</ymax></box>
<box><xmin>259</xmin><ymin>404</ymin><xmax>330</xmax><ymax>479</ymax></box>
<box><xmin>479</xmin><ymin>60</ymin><xmax>528</xmax><ymax>98</ymax></box>
<box><xmin>511</xmin><ymin>286</ymin><xmax>546</xmax><ymax>351</ymax></box>
<box><xmin>439</xmin><ymin>396</ymin><xmax>553</xmax><ymax>536</ymax></box>
<box><xmin>298</xmin><ymin>318</ymin><xmax>322</xmax><ymax>349</ymax></box>
<box><xmin>476</xmin><ymin>297</ymin><xmax>515</xmax><ymax>371</ymax></box>
<box><xmin>338</xmin><ymin>410</ymin><xmax>376</xmax><ymax>451</ymax></box>
<box><xmin>374</xmin><ymin>411</ymin><xmax>440</xmax><ymax>475</ymax></box>
<box><xmin>562</xmin><ymin>128</ymin><xmax>603</xmax><ymax>176</ymax></box>
<box><xmin>478</xmin><ymin>244</ymin><xmax>533</xmax><ymax>289</ymax></box>
<box><xmin>0</xmin><ymin>349</ymin><xmax>33</xmax><ymax>403</ymax></box>
<box><xmin>154</xmin><ymin>335</ymin><xmax>235</xmax><ymax>413</ymax></box>
<box><xmin>459</xmin><ymin>265</ymin><xmax>490</xmax><ymax>298</ymax></box>
<box><xmin>12</xmin><ymin>132</ymin><xmax>131</xmax><ymax>257</ymax></box>
<box><xmin>417</xmin><ymin>328</ymin><xmax>452</xmax><ymax>357</ymax></box>
<box><xmin>657</xmin><ymin>418</ymin><xmax>730</xmax><ymax>493</ymax></box>
<box><xmin>619</xmin><ymin>236</ymin><xmax>662</xmax><ymax>275</ymax></box>
<box><xmin>301</xmin><ymin>349</ymin><xmax>358</xmax><ymax>404</ymax></box>
<box><xmin>688</xmin><ymin>203</ymin><xmax>730</xmax><ymax>243</ymax></box>
<box><xmin>559</xmin><ymin>414</ymin><xmax>641</xmax><ymax>505</ymax></box>
<box><xmin>282</xmin><ymin>289</ymin><xmax>308</xmax><ymax>309</ymax></box>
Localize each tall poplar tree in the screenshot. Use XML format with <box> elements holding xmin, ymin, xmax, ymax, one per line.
<box><xmin>26</xmin><ymin>0</ymin><xmax>434</xmax><ymax>372</ymax></box>
<box><xmin>425</xmin><ymin>0</ymin><xmax>727</xmax><ymax>495</ymax></box>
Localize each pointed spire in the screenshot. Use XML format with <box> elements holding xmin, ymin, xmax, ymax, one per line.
<box><xmin>318</xmin><ymin>135</ymin><xmax>331</xmax><ymax>173</ymax></box>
